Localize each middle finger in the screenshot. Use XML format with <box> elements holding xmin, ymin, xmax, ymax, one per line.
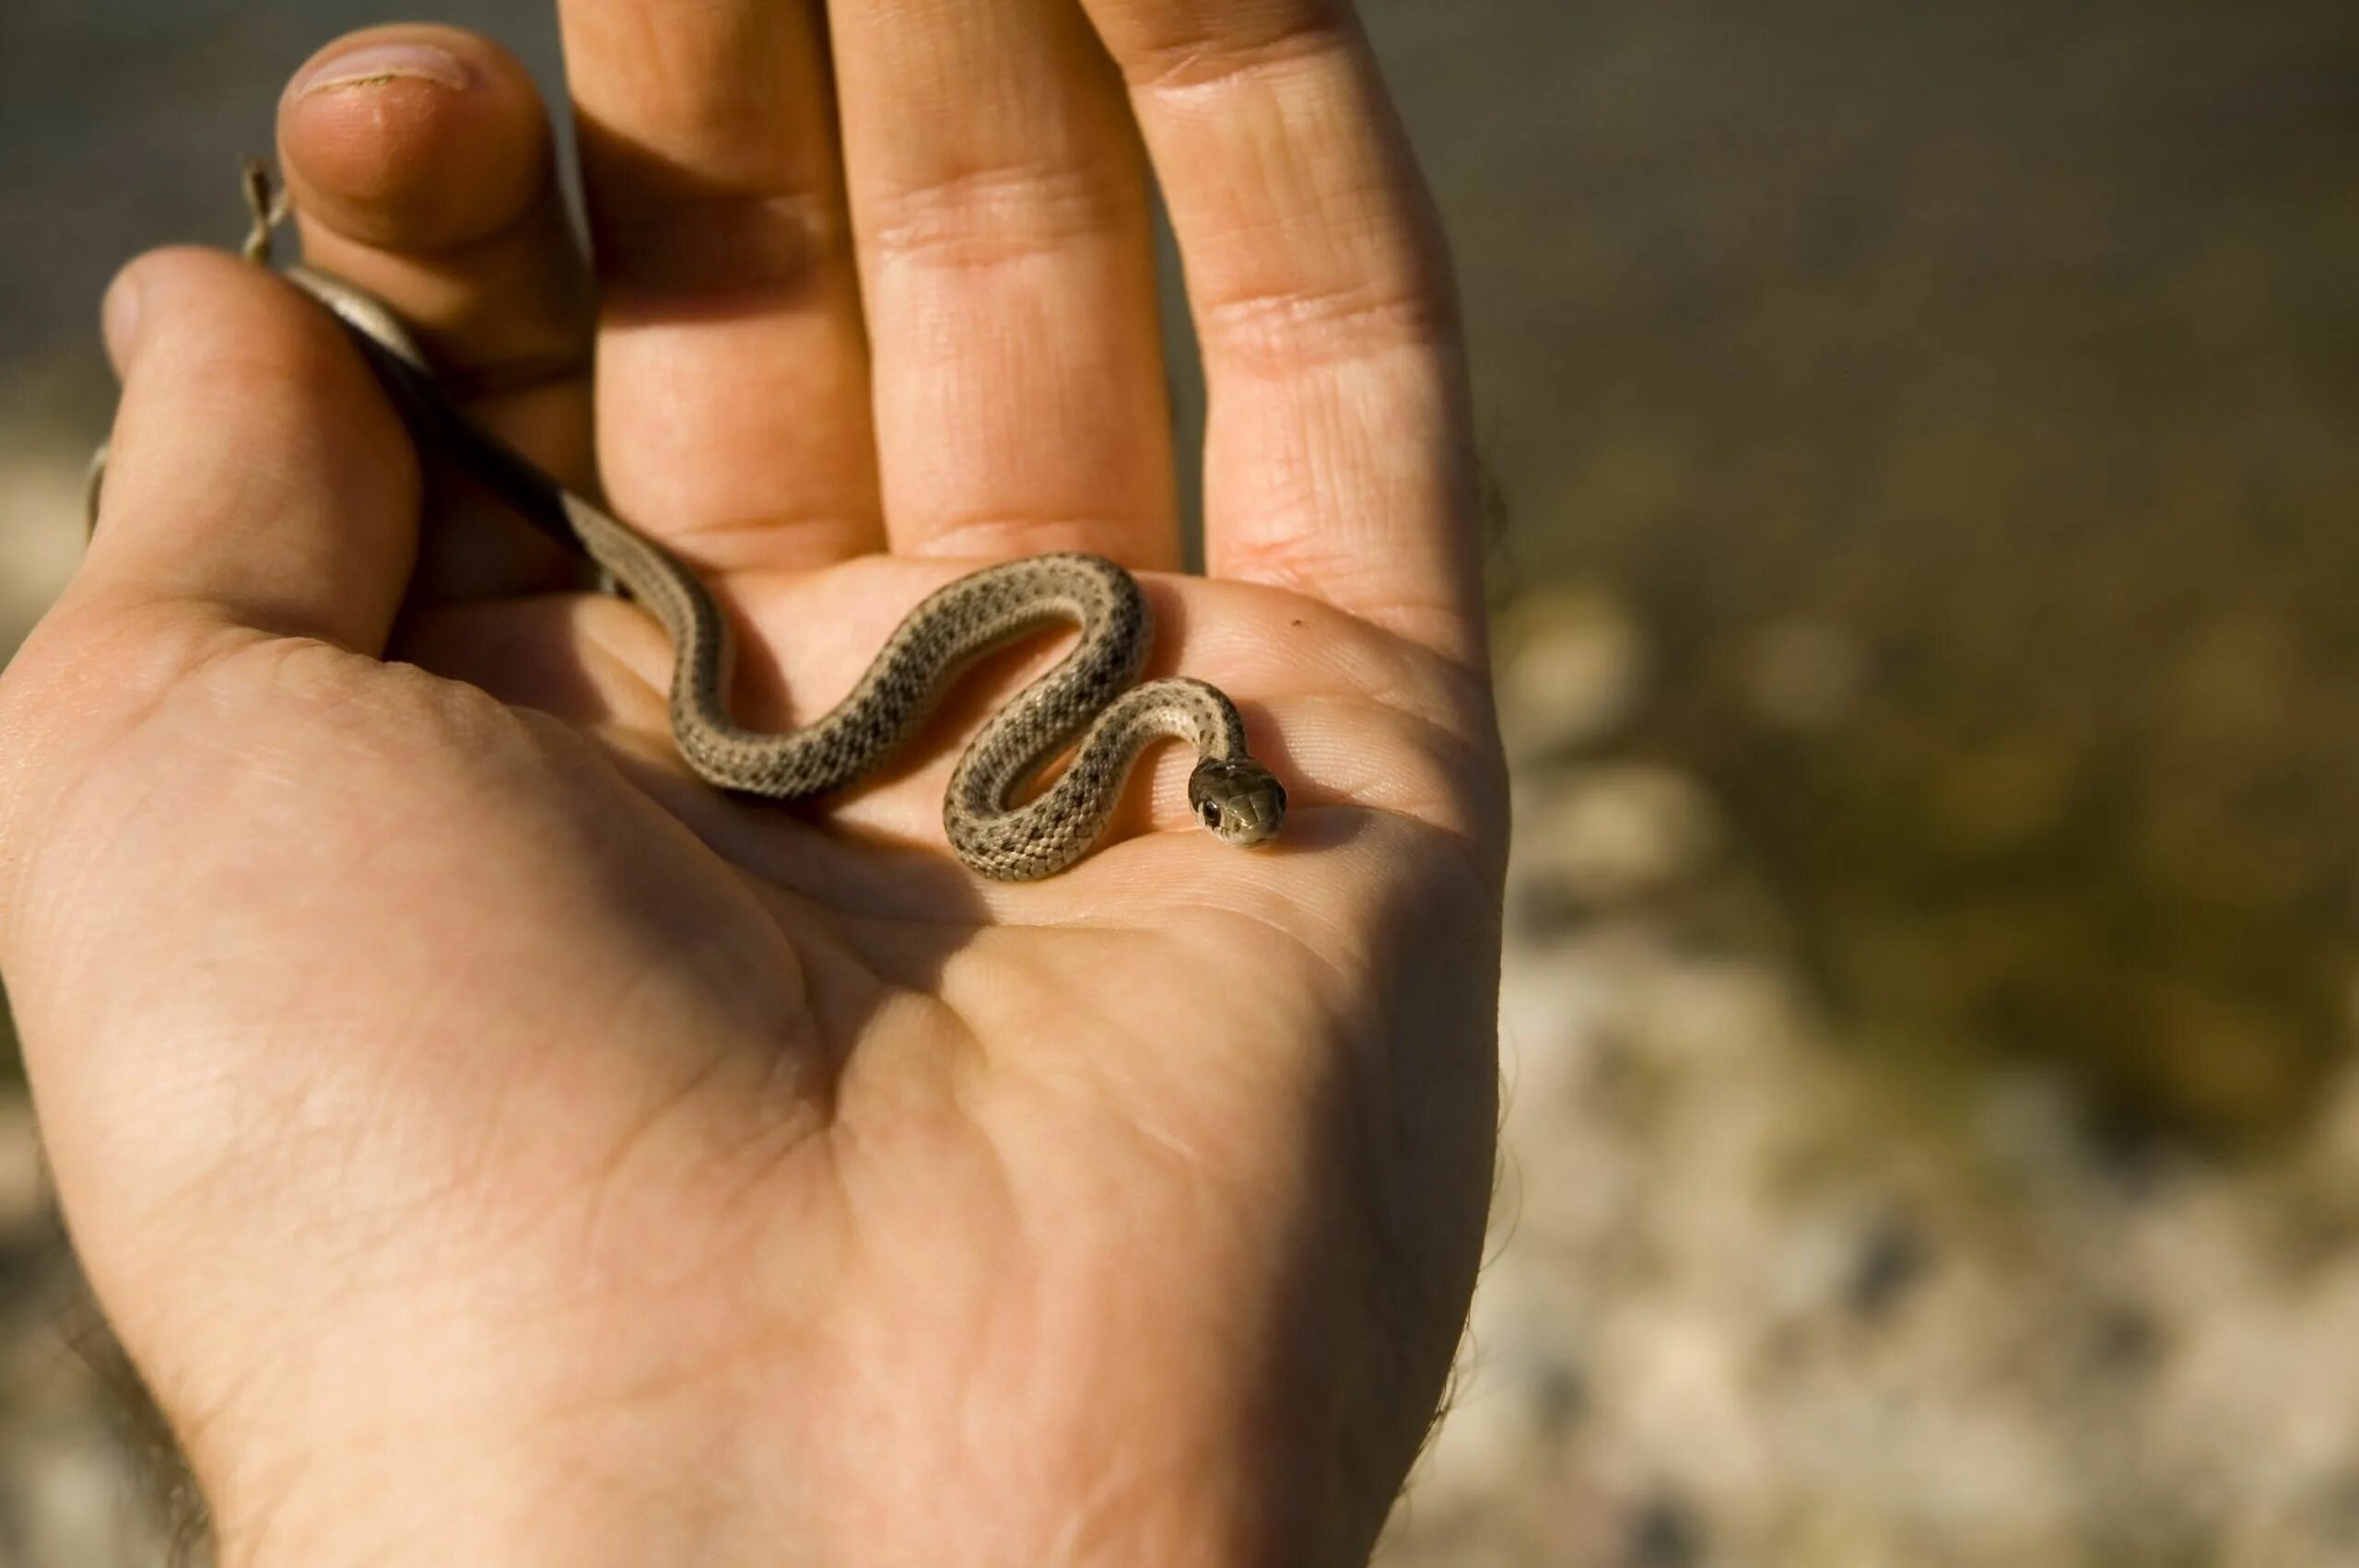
<box><xmin>834</xmin><ymin>0</ymin><xmax>1179</xmax><ymax>568</ymax></box>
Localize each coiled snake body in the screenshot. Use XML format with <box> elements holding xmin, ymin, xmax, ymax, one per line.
<box><xmin>89</xmin><ymin>171</ymin><xmax>1287</xmax><ymax>882</ymax></box>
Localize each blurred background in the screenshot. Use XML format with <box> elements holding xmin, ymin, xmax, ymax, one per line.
<box><xmin>5</xmin><ymin>1</ymin><xmax>2359</xmax><ymax>1562</ymax></box>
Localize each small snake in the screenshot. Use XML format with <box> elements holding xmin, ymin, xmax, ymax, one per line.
<box><xmin>88</xmin><ymin>166</ymin><xmax>1286</xmax><ymax>881</ymax></box>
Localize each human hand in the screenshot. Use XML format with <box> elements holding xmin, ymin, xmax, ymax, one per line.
<box><xmin>0</xmin><ymin>4</ymin><xmax>1502</xmax><ymax>1563</ymax></box>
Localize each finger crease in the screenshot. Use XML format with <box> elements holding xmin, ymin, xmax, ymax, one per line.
<box><xmin>863</xmin><ymin>161</ymin><xmax>1143</xmax><ymax>271</ymax></box>
<box><xmin>1122</xmin><ymin>10</ymin><xmax>1354</xmax><ymax>97</ymax></box>
<box><xmin>1199</xmin><ymin>275</ymin><xmax>1460</xmax><ymax>374</ymax></box>
<box><xmin>909</xmin><ymin>513</ymin><xmax>1162</xmax><ymax>560</ymax></box>
<box><xmin>657</xmin><ymin>509</ymin><xmax>883</xmax><ymax>571</ymax></box>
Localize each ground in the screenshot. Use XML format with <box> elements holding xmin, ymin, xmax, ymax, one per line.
<box><xmin>5</xmin><ymin>2</ymin><xmax>2359</xmax><ymax>1562</ymax></box>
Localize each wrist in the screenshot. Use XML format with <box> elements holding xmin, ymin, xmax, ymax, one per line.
<box><xmin>206</xmin><ymin>1412</ymin><xmax>1381</xmax><ymax>1568</ymax></box>
<box><xmin>205</xmin><ymin>1416</ymin><xmax>1373</xmax><ymax>1568</ymax></box>
<box><xmin>206</xmin><ymin>1428</ymin><xmax>719</xmax><ymax>1568</ymax></box>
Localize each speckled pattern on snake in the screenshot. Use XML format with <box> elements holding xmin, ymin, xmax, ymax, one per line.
<box><xmin>88</xmin><ymin>169</ymin><xmax>1287</xmax><ymax>882</ymax></box>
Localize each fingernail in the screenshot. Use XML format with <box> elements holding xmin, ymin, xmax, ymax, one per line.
<box><xmin>290</xmin><ymin>40</ymin><xmax>476</xmax><ymax>99</ymax></box>
<box><xmin>100</xmin><ymin>265</ymin><xmax>143</xmax><ymax>371</ymax></box>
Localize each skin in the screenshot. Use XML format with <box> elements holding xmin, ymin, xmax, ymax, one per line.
<box><xmin>0</xmin><ymin>3</ymin><xmax>1504</xmax><ymax>1564</ymax></box>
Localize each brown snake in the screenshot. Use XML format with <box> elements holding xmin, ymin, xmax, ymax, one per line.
<box><xmin>88</xmin><ymin>167</ymin><xmax>1286</xmax><ymax>881</ymax></box>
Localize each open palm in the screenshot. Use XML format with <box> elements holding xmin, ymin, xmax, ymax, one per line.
<box><xmin>0</xmin><ymin>5</ymin><xmax>1503</xmax><ymax>1564</ymax></box>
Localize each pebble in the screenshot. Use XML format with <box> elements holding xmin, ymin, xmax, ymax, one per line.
<box><xmin>1495</xmin><ymin>587</ymin><xmax>1649</xmax><ymax>759</ymax></box>
<box><xmin>1515</xmin><ymin>764</ymin><xmax>1724</xmax><ymax>908</ymax></box>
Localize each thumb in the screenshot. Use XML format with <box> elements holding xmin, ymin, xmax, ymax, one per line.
<box><xmin>0</xmin><ymin>242</ymin><xmax>425</xmax><ymax>981</ymax></box>
<box><xmin>79</xmin><ymin>243</ymin><xmax>418</xmax><ymax>653</ymax></box>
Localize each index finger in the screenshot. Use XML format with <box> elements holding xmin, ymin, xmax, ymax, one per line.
<box><xmin>1080</xmin><ymin>0</ymin><xmax>1483</xmax><ymax>668</ymax></box>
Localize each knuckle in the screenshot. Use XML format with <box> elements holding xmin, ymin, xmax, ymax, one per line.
<box><xmin>1123</xmin><ymin>6</ymin><xmax>1352</xmax><ymax>95</ymax></box>
<box><xmin>862</xmin><ymin>158</ymin><xmax>1144</xmax><ymax>273</ymax></box>
<box><xmin>1200</xmin><ymin>272</ymin><xmax>1461</xmax><ymax>375</ymax></box>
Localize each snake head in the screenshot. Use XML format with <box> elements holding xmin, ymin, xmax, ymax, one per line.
<box><xmin>1188</xmin><ymin>758</ymin><xmax>1287</xmax><ymax>848</ymax></box>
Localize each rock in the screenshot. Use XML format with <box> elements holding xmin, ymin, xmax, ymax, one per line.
<box><xmin>1515</xmin><ymin>764</ymin><xmax>1725</xmax><ymax>909</ymax></box>
<box><xmin>1747</xmin><ymin>616</ymin><xmax>1869</xmax><ymax>733</ymax></box>
<box><xmin>1496</xmin><ymin>587</ymin><xmax>1649</xmax><ymax>759</ymax></box>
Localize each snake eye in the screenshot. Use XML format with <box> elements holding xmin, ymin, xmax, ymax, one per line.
<box><xmin>1201</xmin><ymin>801</ymin><xmax>1223</xmax><ymax>829</ymax></box>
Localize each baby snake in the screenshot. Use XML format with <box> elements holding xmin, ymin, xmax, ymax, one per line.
<box><xmin>88</xmin><ymin>167</ymin><xmax>1286</xmax><ymax>882</ymax></box>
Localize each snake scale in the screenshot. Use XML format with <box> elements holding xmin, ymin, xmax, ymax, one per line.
<box><xmin>88</xmin><ymin>167</ymin><xmax>1287</xmax><ymax>881</ymax></box>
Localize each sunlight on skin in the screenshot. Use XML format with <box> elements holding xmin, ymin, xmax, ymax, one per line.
<box><xmin>0</xmin><ymin>6</ymin><xmax>1505</xmax><ymax>1564</ymax></box>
